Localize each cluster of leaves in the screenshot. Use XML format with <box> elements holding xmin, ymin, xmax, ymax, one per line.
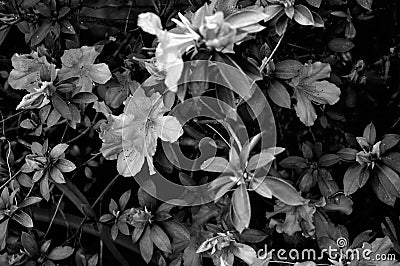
<box><xmin>0</xmin><ymin>0</ymin><xmax>399</xmax><ymax>265</ymax></box>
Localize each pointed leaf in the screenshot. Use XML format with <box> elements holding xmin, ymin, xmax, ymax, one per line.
<box><xmin>267</xmin><ymin>80</ymin><xmax>291</xmax><ymax>108</ymax></box>
<box><xmin>264</xmin><ymin>176</ymin><xmax>306</xmax><ymax>205</ymax></box>
<box><xmin>231</xmin><ymin>184</ymin><xmax>251</xmax><ymax>233</ymax></box>
<box><xmin>293</xmin><ymin>5</ymin><xmax>314</xmax><ymax>26</ymax></box>
<box><xmin>139</xmin><ymin>226</ymin><xmax>154</xmax><ymax>263</ymax></box>
<box><xmin>150</xmin><ymin>224</ymin><xmax>172</xmax><ymax>253</ymax></box>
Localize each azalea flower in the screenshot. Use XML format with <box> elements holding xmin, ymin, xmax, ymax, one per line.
<box><xmin>289</xmin><ymin>62</ymin><xmax>341</xmax><ymax>126</ymax></box>
<box><xmin>138</xmin><ymin>12</ymin><xmax>199</xmax><ymax>92</ymax></box>
<box><xmin>58</xmin><ymin>46</ymin><xmax>112</xmax><ymax>92</ymax></box>
<box><xmin>8</xmin><ymin>51</ymin><xmax>58</xmax><ymax>110</ymax></box>
<box><xmin>99</xmin><ymin>88</ymin><xmax>183</xmax><ymax>177</ymax></box>
<box><xmin>8</xmin><ymin>51</ymin><xmax>54</xmax><ymax>92</ymax></box>
<box><xmin>137</xmin><ymin>4</ymin><xmax>267</xmax><ymax>92</ymax></box>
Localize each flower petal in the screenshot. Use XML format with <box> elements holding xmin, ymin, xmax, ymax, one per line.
<box><xmin>302</xmin><ymin>80</ymin><xmax>341</xmax><ymax>105</ymax></box>
<box><xmin>294</xmin><ymin>89</ymin><xmax>317</xmax><ymax>126</ymax></box>
<box><xmin>80</xmin><ymin>46</ymin><xmax>100</xmax><ymax>65</ymax></box>
<box><xmin>88</xmin><ymin>63</ymin><xmax>112</xmax><ymax>85</ymax></box>
<box><xmin>154</xmin><ymin>116</ymin><xmax>183</xmax><ymax>143</ymax></box>
<box><xmin>300</xmin><ymin>62</ymin><xmax>331</xmax><ymax>84</ymax></box>
<box><xmin>117</xmin><ymin>148</ymin><xmax>145</xmax><ymax>177</ymax></box>
<box><xmin>138</xmin><ymin>13</ymin><xmax>163</xmax><ymax>36</ymax></box>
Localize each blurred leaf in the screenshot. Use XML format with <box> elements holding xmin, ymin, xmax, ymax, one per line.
<box><xmin>363</xmin><ymin>122</ymin><xmax>376</xmax><ymax>144</ymax></box>
<box><xmin>274</xmin><ymin>60</ymin><xmax>303</xmax><ymax>79</ymax></box>
<box><xmin>356</xmin><ymin>0</ymin><xmax>373</xmax><ymax>10</ymax></box>
<box><xmin>328</xmin><ymin>38</ymin><xmax>355</xmax><ymax>52</ymax></box>
<box><xmin>31</xmin><ymin>20</ymin><xmax>51</xmax><ymax>46</ymax></box>
<box><xmin>71</xmin><ymin>92</ymin><xmax>98</xmax><ymax>104</ymax></box>
<box><xmin>48</xmin><ymin>246</ymin><xmax>74</xmax><ymax>260</ymax></box>
<box><xmin>21</xmin><ymin>232</ymin><xmax>39</xmax><ymax>255</ymax></box>
<box><xmin>306</xmin><ymin>0</ymin><xmax>322</xmax><ymax>8</ymax></box>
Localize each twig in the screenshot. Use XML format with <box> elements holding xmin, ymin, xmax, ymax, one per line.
<box><xmin>66</xmin><ymin>113</ymin><xmax>98</xmax><ymax>144</ymax></box>
<box><xmin>91</xmin><ymin>174</ymin><xmax>120</xmax><ymax>209</ymax></box>
<box><xmin>259</xmin><ymin>30</ymin><xmax>286</xmax><ymax>72</ymax></box>
<box><xmin>44</xmin><ymin>194</ymin><xmax>65</xmax><ymax>238</ymax></box>
<box><xmin>124</xmin><ymin>1</ymin><xmax>133</xmax><ymax>34</ymax></box>
<box><xmin>0</xmin><ymin>111</ymin><xmax>25</xmax><ymax>124</ymax></box>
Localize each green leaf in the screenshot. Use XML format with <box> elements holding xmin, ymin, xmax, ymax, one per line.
<box><xmin>71</xmin><ymin>92</ymin><xmax>98</xmax><ymax>104</ymax></box>
<box><xmin>328</xmin><ymin>38</ymin><xmax>355</xmax><ymax>53</ymax></box>
<box><xmin>150</xmin><ymin>224</ymin><xmax>172</xmax><ymax>253</ymax></box>
<box><xmin>36</xmin><ymin>3</ymin><xmax>51</xmax><ymax>17</ymax></box>
<box><xmin>47</xmin><ymin>108</ymin><xmax>61</xmax><ymax>127</ymax></box>
<box><xmin>19</xmin><ymin>196</ymin><xmax>42</xmax><ymax>208</ymax></box>
<box><xmin>343</xmin><ymin>164</ymin><xmax>370</xmax><ymax>195</ymax></box>
<box><xmin>264</xmin><ymin>176</ymin><xmax>306</xmax><ymax>206</ymax></box>
<box><xmin>138</xmin><ymin>183</ymin><xmax>157</xmax><ymax>210</ymax></box>
<box><xmin>356</xmin><ymin>0</ymin><xmax>373</xmax><ymax>10</ymax></box>
<box><xmin>318</xmin><ymin>154</ymin><xmax>340</xmax><ymax>167</ymax></box>
<box><xmin>50</xmin><ymin>143</ymin><xmax>69</xmax><ymax>159</ymax></box>
<box><xmin>118</xmin><ymin>190</ymin><xmax>131</xmax><ymax>211</ymax></box>
<box><xmin>52</xmin><ymin>94</ymin><xmax>72</xmax><ymax>120</ymax></box>
<box><xmin>302</xmin><ymin>142</ymin><xmax>313</xmax><ymax>159</ymax></box>
<box><xmin>375</xmin><ymin>164</ymin><xmax>400</xmax><ymax>199</ymax></box>
<box><xmin>200</xmin><ymin>157</ymin><xmax>231</xmax><ymax>173</ymax></box>
<box><xmin>293</xmin><ymin>5</ymin><xmax>314</xmax><ymax>26</ymax></box>
<box><xmin>250</xmin><ymin>177</ymin><xmax>272</xmax><ymax>198</ymax></box>
<box><xmin>363</xmin><ymin>122</ymin><xmax>376</xmax><ymax>144</ymax></box>
<box><xmin>239</xmin><ymin>229</ymin><xmax>268</xmax><ymax>243</ymax></box>
<box><xmin>20</xmin><ymin>119</ymin><xmax>36</xmax><ymax>129</ymax></box>
<box><xmin>247</xmin><ymin>150</ymin><xmax>275</xmax><ymax>171</ymax></box>
<box><xmin>274</xmin><ymin>60</ymin><xmax>303</xmax><ymax>79</ymax></box>
<box><xmin>263</xmin><ymin>5</ymin><xmax>283</xmax><ymax>22</ymax></box>
<box><xmin>58</xmin><ymin>7</ymin><xmax>71</xmax><ymax>18</ymax></box>
<box><xmin>381</xmin><ymin>152</ymin><xmax>400</xmax><ymax>173</ymax></box>
<box><xmin>380</xmin><ymin>134</ymin><xmax>400</xmax><ymax>154</ymax></box>
<box><xmin>12</xmin><ymin>211</ymin><xmax>33</xmax><ymax>227</ymax></box>
<box><xmin>233</xmin><ymin>243</ymin><xmax>257</xmax><ymax>265</ymax></box>
<box><xmin>99</xmin><ymin>214</ymin><xmax>114</xmax><ymax>223</ymax></box>
<box><xmin>337</xmin><ymin>148</ymin><xmax>357</xmax><ymax>161</ymax></box>
<box><xmin>55</xmin><ymin>159</ymin><xmax>76</xmax><ymax>173</ymax></box>
<box><xmin>98</xmin><ymin>223</ymin><xmax>129</xmax><ymax>266</ymax></box>
<box><xmin>50</xmin><ymin>167</ymin><xmax>66</xmax><ymax>183</ymax></box>
<box><xmin>280</xmin><ymin>156</ymin><xmax>308</xmax><ymax>168</ymax></box>
<box><xmin>305</xmin><ymin>0</ymin><xmax>322</xmax><ymax>8</ymax></box>
<box><xmin>231</xmin><ymin>184</ymin><xmax>251</xmax><ymax>233</ymax></box>
<box><xmin>0</xmin><ymin>25</ymin><xmax>10</xmax><ymax>47</ymax></box>
<box><xmin>225</xmin><ymin>10</ymin><xmax>268</xmax><ymax>29</ymax></box>
<box><xmin>267</xmin><ymin>80</ymin><xmax>291</xmax><ymax>108</ymax></box>
<box><xmin>21</xmin><ymin>232</ymin><xmax>39</xmax><ymax>255</ymax></box>
<box><xmin>139</xmin><ymin>226</ymin><xmax>154</xmax><ymax>263</ymax></box>
<box><xmin>0</xmin><ymin>219</ymin><xmax>9</xmax><ymax>250</ymax></box>
<box><xmin>31</xmin><ymin>20</ymin><xmax>51</xmax><ymax>46</ymax></box>
<box><xmin>40</xmin><ymin>174</ymin><xmax>50</xmax><ymax>201</ymax></box>
<box><xmin>240</xmin><ymin>133</ymin><xmax>262</xmax><ymax>165</ymax></box>
<box><xmin>21</xmin><ymin>0</ymin><xmax>41</xmax><ymax>9</ymax></box>
<box><xmin>47</xmin><ymin>246</ymin><xmax>74</xmax><ymax>260</ymax></box>
<box><xmin>213</xmin><ymin>53</ymin><xmax>254</xmax><ymax>100</ymax></box>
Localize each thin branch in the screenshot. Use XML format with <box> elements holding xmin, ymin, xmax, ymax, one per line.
<box><xmin>44</xmin><ymin>194</ymin><xmax>65</xmax><ymax>238</ymax></box>
<box><xmin>259</xmin><ymin>29</ymin><xmax>286</xmax><ymax>72</ymax></box>
<box><xmin>91</xmin><ymin>174</ymin><xmax>120</xmax><ymax>209</ymax></box>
